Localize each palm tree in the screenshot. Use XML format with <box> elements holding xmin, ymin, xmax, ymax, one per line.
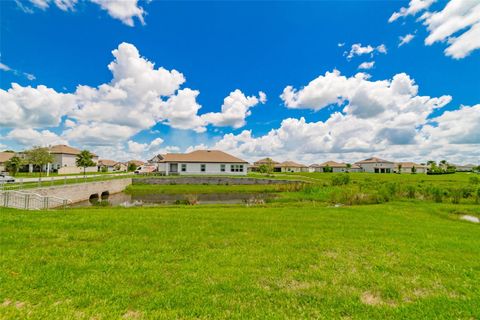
<box><xmin>76</xmin><ymin>150</ymin><xmax>96</xmax><ymax>176</ymax></box>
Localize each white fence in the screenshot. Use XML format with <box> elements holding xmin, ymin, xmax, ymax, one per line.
<box><xmin>0</xmin><ymin>190</ymin><xmax>71</xmax><ymax>210</ymax></box>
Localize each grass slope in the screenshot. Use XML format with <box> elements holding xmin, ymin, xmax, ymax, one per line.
<box><xmin>1</xmin><ymin>203</ymin><xmax>479</xmax><ymax>319</ymax></box>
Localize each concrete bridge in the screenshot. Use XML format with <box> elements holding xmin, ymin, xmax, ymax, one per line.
<box><xmin>31</xmin><ymin>178</ymin><xmax>132</xmax><ymax>206</ymax></box>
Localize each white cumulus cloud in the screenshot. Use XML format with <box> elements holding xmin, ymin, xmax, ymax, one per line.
<box><xmin>21</xmin><ymin>0</ymin><xmax>146</xmax><ymax>26</ymax></box>
<box><xmin>358</xmin><ymin>61</ymin><xmax>375</xmax><ymax>70</ymax></box>
<box><xmin>345</xmin><ymin>43</ymin><xmax>387</xmax><ymax>60</ymax></box>
<box><xmin>399</xmin><ymin>33</ymin><xmax>415</xmax><ymax>47</ymax></box>
<box><xmin>389</xmin><ymin>0</ymin><xmax>480</xmax><ymax>59</ymax></box>
<box><xmin>201</xmin><ymin>90</ymin><xmax>266</xmax><ymax>129</ymax></box>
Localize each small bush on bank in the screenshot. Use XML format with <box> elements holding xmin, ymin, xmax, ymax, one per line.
<box><xmin>450</xmin><ymin>188</ymin><xmax>463</xmax><ymax>204</ymax></box>
<box><xmin>406</xmin><ymin>185</ymin><xmax>416</xmax><ymax>199</ymax></box>
<box><xmin>331</xmin><ymin>174</ymin><xmax>350</xmax><ymax>186</ymax></box>
<box><xmin>469</xmin><ymin>176</ymin><xmax>480</xmax><ymax>185</ymax></box>
<box><xmin>427</xmin><ymin>186</ymin><xmax>444</xmax><ymax>203</ymax></box>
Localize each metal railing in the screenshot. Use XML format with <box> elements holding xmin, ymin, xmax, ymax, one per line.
<box><xmin>0</xmin><ymin>173</ymin><xmax>134</xmax><ymax>192</ymax></box>
<box><xmin>0</xmin><ymin>190</ymin><xmax>71</xmax><ymax>210</ymax></box>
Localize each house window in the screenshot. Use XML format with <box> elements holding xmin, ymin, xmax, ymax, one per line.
<box><xmin>201</xmin><ymin>164</ymin><xmax>206</xmax><ymax>172</ymax></box>
<box><xmin>220</xmin><ymin>164</ymin><xmax>225</xmax><ymax>172</ymax></box>
<box><xmin>181</xmin><ymin>164</ymin><xmax>187</xmax><ymax>172</ymax></box>
<box><xmin>230</xmin><ymin>164</ymin><xmax>244</xmax><ymax>172</ymax></box>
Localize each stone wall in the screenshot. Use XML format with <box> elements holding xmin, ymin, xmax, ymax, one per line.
<box><xmin>134</xmin><ymin>177</ymin><xmax>302</xmax><ymax>185</ymax></box>
<box><xmin>32</xmin><ymin>178</ymin><xmax>132</xmax><ymax>205</ymax></box>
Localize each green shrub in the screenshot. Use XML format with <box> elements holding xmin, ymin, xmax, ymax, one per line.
<box><xmin>329</xmin><ymin>188</ymin><xmax>383</xmax><ymax>205</ymax></box>
<box><xmin>406</xmin><ymin>185</ymin><xmax>416</xmax><ymax>199</ymax></box>
<box><xmin>469</xmin><ymin>176</ymin><xmax>480</xmax><ymax>185</ymax></box>
<box><xmin>428</xmin><ymin>186</ymin><xmax>443</xmax><ymax>203</ymax></box>
<box><xmin>450</xmin><ymin>188</ymin><xmax>462</xmax><ymax>204</ymax></box>
<box><xmin>331</xmin><ymin>174</ymin><xmax>350</xmax><ymax>186</ymax></box>
<box><xmin>476</xmin><ymin>188</ymin><xmax>480</xmax><ymax>204</ymax></box>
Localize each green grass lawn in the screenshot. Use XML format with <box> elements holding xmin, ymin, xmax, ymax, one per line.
<box><xmin>1</xmin><ymin>202</ymin><xmax>479</xmax><ymax>319</ymax></box>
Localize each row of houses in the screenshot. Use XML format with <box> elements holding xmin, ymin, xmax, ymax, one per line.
<box><xmin>2</xmin><ymin>145</ymin><xmax>477</xmax><ymax>176</ymax></box>
<box><xmin>145</xmin><ymin>151</ymin><xmax>467</xmax><ymax>176</ymax></box>
<box><xmin>251</xmin><ymin>157</ymin><xmax>429</xmax><ymax>174</ymax></box>
<box><xmin>0</xmin><ymin>145</ymin><xmax>144</xmax><ymax>174</ymax></box>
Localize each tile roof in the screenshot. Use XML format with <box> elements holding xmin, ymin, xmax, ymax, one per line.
<box><xmin>395</xmin><ymin>162</ymin><xmax>427</xmax><ymax>168</ymax></box>
<box><xmin>319</xmin><ymin>161</ymin><xmax>347</xmax><ymax>168</ymax></box>
<box><xmin>253</xmin><ymin>158</ymin><xmax>279</xmax><ymax>165</ymax></box>
<box><xmin>154</xmin><ymin>150</ymin><xmax>248</xmax><ymax>163</ymax></box>
<box><xmin>276</xmin><ymin>161</ymin><xmax>307</xmax><ymax>168</ymax></box>
<box><xmin>355</xmin><ymin>157</ymin><xmax>393</xmax><ymax>164</ymax></box>
<box><xmin>48</xmin><ymin>145</ymin><xmax>98</xmax><ymax>157</ymax></box>
<box><xmin>0</xmin><ymin>152</ymin><xmax>15</xmax><ymax>163</ymax></box>
<box><xmin>129</xmin><ymin>160</ymin><xmax>145</xmax><ymax>166</ymax></box>
<box><xmin>98</xmin><ymin>159</ymin><xmax>117</xmax><ymax>166</ymax></box>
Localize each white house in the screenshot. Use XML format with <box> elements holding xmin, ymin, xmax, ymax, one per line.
<box><xmin>355</xmin><ymin>157</ymin><xmax>395</xmax><ymax>173</ymax></box>
<box><xmin>149</xmin><ymin>150</ymin><xmax>249</xmax><ymax>175</ymax></box>
<box><xmin>393</xmin><ymin>162</ymin><xmax>428</xmax><ymax>174</ymax></box>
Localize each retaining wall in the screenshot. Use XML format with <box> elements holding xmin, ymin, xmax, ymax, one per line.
<box><xmin>134</xmin><ymin>177</ymin><xmax>302</xmax><ymax>185</ymax></box>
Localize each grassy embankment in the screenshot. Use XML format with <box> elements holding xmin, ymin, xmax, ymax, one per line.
<box><xmin>1</xmin><ymin>202</ymin><xmax>480</xmax><ymax>319</ymax></box>
<box><xmin>128</xmin><ymin>172</ymin><xmax>480</xmax><ymax>206</ymax></box>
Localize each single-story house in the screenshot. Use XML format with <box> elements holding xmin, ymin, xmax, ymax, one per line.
<box><xmin>48</xmin><ymin>145</ymin><xmax>99</xmax><ymax>174</ymax></box>
<box><xmin>275</xmin><ymin>161</ymin><xmax>308</xmax><ymax>173</ymax></box>
<box><xmin>149</xmin><ymin>150</ymin><xmax>248</xmax><ymax>175</ymax></box>
<box><xmin>310</xmin><ymin>161</ymin><xmax>361</xmax><ymax>173</ymax></box>
<box><xmin>115</xmin><ymin>162</ymin><xmax>128</xmax><ymax>172</ymax></box>
<box><xmin>128</xmin><ymin>160</ymin><xmax>145</xmax><ymax>170</ymax></box>
<box><xmin>0</xmin><ymin>152</ymin><xmax>15</xmax><ymax>172</ymax></box>
<box><xmin>393</xmin><ymin>162</ymin><xmax>428</xmax><ymax>174</ymax></box>
<box><xmin>355</xmin><ymin>157</ymin><xmax>395</xmax><ymax>173</ymax></box>
<box><xmin>250</xmin><ymin>158</ymin><xmax>280</xmax><ymax>172</ymax></box>
<box><xmin>455</xmin><ymin>164</ymin><xmax>477</xmax><ymax>172</ymax></box>
<box><xmin>98</xmin><ymin>159</ymin><xmax>117</xmax><ymax>172</ymax></box>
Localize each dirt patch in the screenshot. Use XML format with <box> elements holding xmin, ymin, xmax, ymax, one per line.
<box><xmin>1</xmin><ymin>299</ymin><xmax>12</xmax><ymax>307</ymax></box>
<box><xmin>123</xmin><ymin>310</ymin><xmax>143</xmax><ymax>319</ymax></box>
<box><xmin>361</xmin><ymin>292</ymin><xmax>382</xmax><ymax>306</ymax></box>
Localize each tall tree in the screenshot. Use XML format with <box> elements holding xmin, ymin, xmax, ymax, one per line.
<box><xmin>346</xmin><ymin>163</ymin><xmax>352</xmax><ymax>173</ymax></box>
<box><xmin>5</xmin><ymin>156</ymin><xmax>23</xmax><ymax>176</ymax></box>
<box><xmin>76</xmin><ymin>150</ymin><xmax>96</xmax><ymax>176</ymax></box>
<box><xmin>25</xmin><ymin>147</ymin><xmax>54</xmax><ymax>177</ymax></box>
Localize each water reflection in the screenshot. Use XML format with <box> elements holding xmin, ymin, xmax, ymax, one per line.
<box><xmin>72</xmin><ymin>191</ymin><xmax>273</xmax><ymax>207</ymax></box>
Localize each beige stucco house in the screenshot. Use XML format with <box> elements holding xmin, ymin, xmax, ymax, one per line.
<box><xmin>275</xmin><ymin>161</ymin><xmax>308</xmax><ymax>173</ymax></box>
<box><xmin>355</xmin><ymin>157</ymin><xmax>395</xmax><ymax>173</ymax></box>
<box><xmin>394</xmin><ymin>162</ymin><xmax>428</xmax><ymax>174</ymax></box>
<box><xmin>48</xmin><ymin>145</ymin><xmax>99</xmax><ymax>174</ymax></box>
<box><xmin>311</xmin><ymin>161</ymin><xmax>362</xmax><ymax>173</ymax></box>
<box><xmin>0</xmin><ymin>152</ymin><xmax>15</xmax><ymax>172</ymax></box>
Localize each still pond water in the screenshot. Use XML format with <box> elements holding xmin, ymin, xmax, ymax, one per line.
<box><xmin>72</xmin><ymin>191</ymin><xmax>274</xmax><ymax>207</ymax></box>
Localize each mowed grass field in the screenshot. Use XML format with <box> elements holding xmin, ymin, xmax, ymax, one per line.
<box><xmin>1</xmin><ymin>201</ymin><xmax>480</xmax><ymax>319</ymax></box>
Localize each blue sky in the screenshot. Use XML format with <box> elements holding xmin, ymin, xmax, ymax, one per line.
<box><xmin>1</xmin><ymin>0</ymin><xmax>479</xmax><ymax>164</ymax></box>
